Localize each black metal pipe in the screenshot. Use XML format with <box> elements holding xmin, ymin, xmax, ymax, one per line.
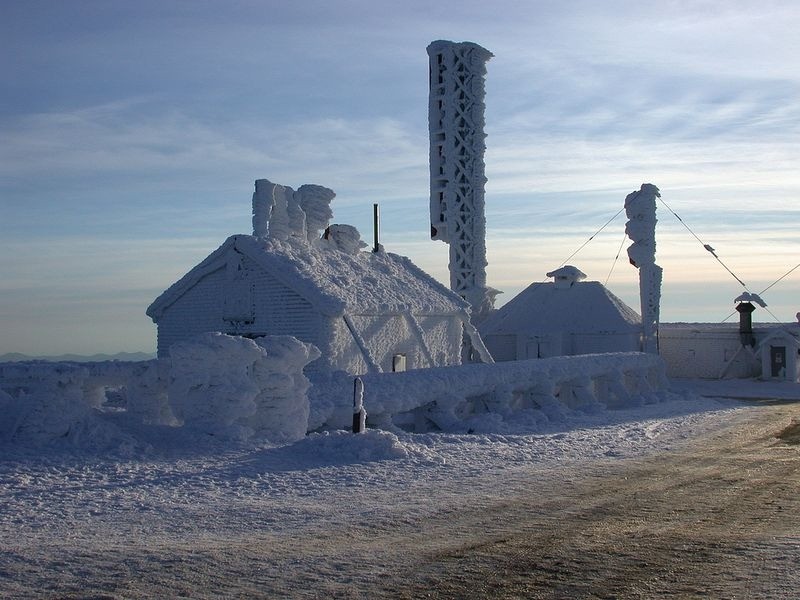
<box><xmin>373</xmin><ymin>203</ymin><xmax>380</xmax><ymax>252</ymax></box>
<box><xmin>735</xmin><ymin>301</ymin><xmax>756</xmax><ymax>347</ymax></box>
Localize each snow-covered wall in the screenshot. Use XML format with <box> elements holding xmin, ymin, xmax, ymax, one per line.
<box><xmin>349</xmin><ymin>352</ymin><xmax>670</xmax><ymax>433</ymax></box>
<box><xmin>0</xmin><ymin>334</ymin><xmax>320</xmax><ymax>447</ymax></box>
<box><xmin>168</xmin><ymin>333</ymin><xmax>319</xmax><ymax>441</ymax></box>
<box><xmin>2</xmin><ymin>344</ymin><xmax>674</xmax><ymax>446</ymax></box>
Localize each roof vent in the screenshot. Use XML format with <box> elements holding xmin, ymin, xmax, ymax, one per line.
<box><xmin>546</xmin><ymin>265</ymin><xmax>586</xmax><ymax>290</ymax></box>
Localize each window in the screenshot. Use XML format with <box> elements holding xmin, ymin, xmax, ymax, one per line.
<box><xmin>392</xmin><ymin>354</ymin><xmax>407</xmax><ymax>373</ymax></box>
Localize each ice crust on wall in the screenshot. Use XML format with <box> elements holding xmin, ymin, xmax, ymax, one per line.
<box><xmin>0</xmin><ymin>363</ymin><xmax>136</xmax><ymax>451</ymax></box>
<box><xmin>0</xmin><ymin>334</ymin><xmax>320</xmax><ymax>449</ymax></box>
<box><xmin>357</xmin><ymin>352</ymin><xmax>669</xmax><ymax>434</ymax></box>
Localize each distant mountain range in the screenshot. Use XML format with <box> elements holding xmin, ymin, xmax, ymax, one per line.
<box><xmin>0</xmin><ymin>352</ymin><xmax>156</xmax><ymax>363</ymax></box>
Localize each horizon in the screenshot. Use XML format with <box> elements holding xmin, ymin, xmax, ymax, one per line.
<box><xmin>2</xmin><ymin>1</ymin><xmax>799</xmax><ymax>355</ymax></box>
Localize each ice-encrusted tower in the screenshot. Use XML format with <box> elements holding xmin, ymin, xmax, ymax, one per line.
<box><xmin>624</xmin><ymin>183</ymin><xmax>663</xmax><ymax>354</ymax></box>
<box><xmin>427</xmin><ymin>40</ymin><xmax>495</xmax><ymax>323</ymax></box>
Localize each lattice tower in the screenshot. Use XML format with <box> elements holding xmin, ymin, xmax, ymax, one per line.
<box><xmin>427</xmin><ymin>40</ymin><xmax>495</xmax><ymax>321</ymax></box>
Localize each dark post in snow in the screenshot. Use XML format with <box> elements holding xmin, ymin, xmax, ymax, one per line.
<box><xmin>353</xmin><ymin>377</ymin><xmax>367</xmax><ymax>433</ymax></box>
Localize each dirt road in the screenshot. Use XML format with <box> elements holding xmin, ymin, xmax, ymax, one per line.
<box><xmin>370</xmin><ymin>402</ymin><xmax>800</xmax><ymax>599</ymax></box>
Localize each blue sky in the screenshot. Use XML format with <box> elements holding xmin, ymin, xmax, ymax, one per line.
<box><xmin>2</xmin><ymin>0</ymin><xmax>799</xmax><ymax>355</ymax></box>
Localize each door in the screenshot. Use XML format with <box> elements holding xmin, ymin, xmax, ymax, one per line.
<box><xmin>771</xmin><ymin>346</ymin><xmax>786</xmax><ymax>378</ymax></box>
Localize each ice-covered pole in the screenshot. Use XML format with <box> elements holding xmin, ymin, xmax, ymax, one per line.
<box><xmin>625</xmin><ymin>184</ymin><xmax>663</xmax><ymax>354</ymax></box>
<box><xmin>352</xmin><ymin>377</ymin><xmax>367</xmax><ymax>433</ymax></box>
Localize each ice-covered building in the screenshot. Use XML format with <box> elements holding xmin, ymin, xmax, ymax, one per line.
<box><xmin>147</xmin><ymin>179</ymin><xmax>488</xmax><ymax>375</ymax></box>
<box><xmin>478</xmin><ymin>266</ymin><xmax>642</xmax><ymax>361</ymax></box>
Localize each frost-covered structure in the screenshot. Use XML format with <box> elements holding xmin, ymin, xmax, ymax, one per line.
<box><xmin>478</xmin><ymin>266</ymin><xmax>642</xmax><ymax>361</ymax></box>
<box><xmin>427</xmin><ymin>40</ymin><xmax>497</xmax><ymax>323</ymax></box>
<box><xmin>168</xmin><ymin>333</ymin><xmax>319</xmax><ymax>442</ymax></box>
<box><xmin>625</xmin><ymin>184</ymin><xmax>663</xmax><ymax>354</ymax></box>
<box><xmin>147</xmin><ymin>179</ymin><xmax>489</xmax><ymax>375</ymax></box>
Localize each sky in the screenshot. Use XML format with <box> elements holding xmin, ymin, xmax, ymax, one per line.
<box><xmin>1</xmin><ymin>0</ymin><xmax>799</xmax><ymax>355</ymax></box>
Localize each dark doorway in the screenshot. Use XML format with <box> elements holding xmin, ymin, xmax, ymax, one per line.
<box><xmin>770</xmin><ymin>346</ymin><xmax>786</xmax><ymax>378</ymax></box>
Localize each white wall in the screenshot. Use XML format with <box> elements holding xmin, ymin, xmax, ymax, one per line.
<box><xmin>155</xmin><ymin>259</ymin><xmax>323</xmax><ymax>359</ymax></box>
<box><xmin>659</xmin><ymin>325</ymin><xmax>761</xmax><ymax>379</ymax></box>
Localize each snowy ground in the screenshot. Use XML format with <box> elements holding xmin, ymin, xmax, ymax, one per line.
<box><xmin>0</xmin><ymin>379</ymin><xmax>797</xmax><ymax>598</ymax></box>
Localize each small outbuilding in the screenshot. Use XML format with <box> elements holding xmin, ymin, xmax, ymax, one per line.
<box><xmin>758</xmin><ymin>328</ymin><xmax>800</xmax><ymax>381</ymax></box>
<box><xmin>478</xmin><ymin>266</ymin><xmax>642</xmax><ymax>361</ymax></box>
<box><xmin>147</xmin><ymin>179</ymin><xmax>487</xmax><ymax>375</ymax></box>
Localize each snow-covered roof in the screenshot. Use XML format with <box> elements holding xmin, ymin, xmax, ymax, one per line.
<box><xmin>479</xmin><ymin>280</ymin><xmax>641</xmax><ymax>336</ymax></box>
<box><xmin>147</xmin><ymin>234</ymin><xmax>468</xmax><ymax>320</ymax></box>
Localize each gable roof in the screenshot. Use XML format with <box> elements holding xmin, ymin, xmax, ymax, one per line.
<box><xmin>757</xmin><ymin>326</ymin><xmax>800</xmax><ymax>350</ymax></box>
<box><xmin>147</xmin><ymin>234</ymin><xmax>468</xmax><ymax>321</ymax></box>
<box><xmin>479</xmin><ymin>280</ymin><xmax>641</xmax><ymax>336</ymax></box>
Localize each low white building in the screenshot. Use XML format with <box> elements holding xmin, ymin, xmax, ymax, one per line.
<box><xmin>659</xmin><ymin>322</ymin><xmax>800</xmax><ymax>381</ymax></box>
<box><xmin>478</xmin><ymin>266</ymin><xmax>642</xmax><ymax>361</ymax></box>
<box><xmin>147</xmin><ymin>179</ymin><xmax>486</xmax><ymax>375</ymax></box>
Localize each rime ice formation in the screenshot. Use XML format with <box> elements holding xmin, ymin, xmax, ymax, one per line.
<box><xmin>323</xmin><ymin>224</ymin><xmax>368</xmax><ymax>255</ymax></box>
<box><xmin>1</xmin><ymin>347</ymin><xmax>678</xmax><ymax>448</ymax></box>
<box><xmin>625</xmin><ymin>184</ymin><xmax>663</xmax><ymax>354</ymax></box>
<box><xmin>358</xmin><ymin>352</ymin><xmax>669</xmax><ymax>433</ymax></box>
<box><xmin>297</xmin><ymin>184</ymin><xmax>336</xmax><ymax>243</ymax></box>
<box><xmin>248</xmin><ymin>336</ymin><xmax>320</xmax><ymax>443</ymax></box>
<box><xmin>168</xmin><ymin>333</ymin><xmax>263</xmax><ymax>439</ymax></box>
<box><xmin>252</xmin><ymin>179</ymin><xmax>335</xmax><ymax>243</ymax></box>
<box><xmin>0</xmin><ymin>362</ymin><xmax>137</xmax><ymax>450</ymax></box>
<box><xmin>427</xmin><ymin>40</ymin><xmax>497</xmax><ymax>324</ymax></box>
<box><xmin>167</xmin><ymin>332</ymin><xmax>319</xmax><ymax>442</ymax></box>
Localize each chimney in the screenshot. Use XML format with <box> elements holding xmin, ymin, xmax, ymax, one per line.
<box><xmin>735</xmin><ymin>301</ymin><xmax>756</xmax><ymax>347</ymax></box>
